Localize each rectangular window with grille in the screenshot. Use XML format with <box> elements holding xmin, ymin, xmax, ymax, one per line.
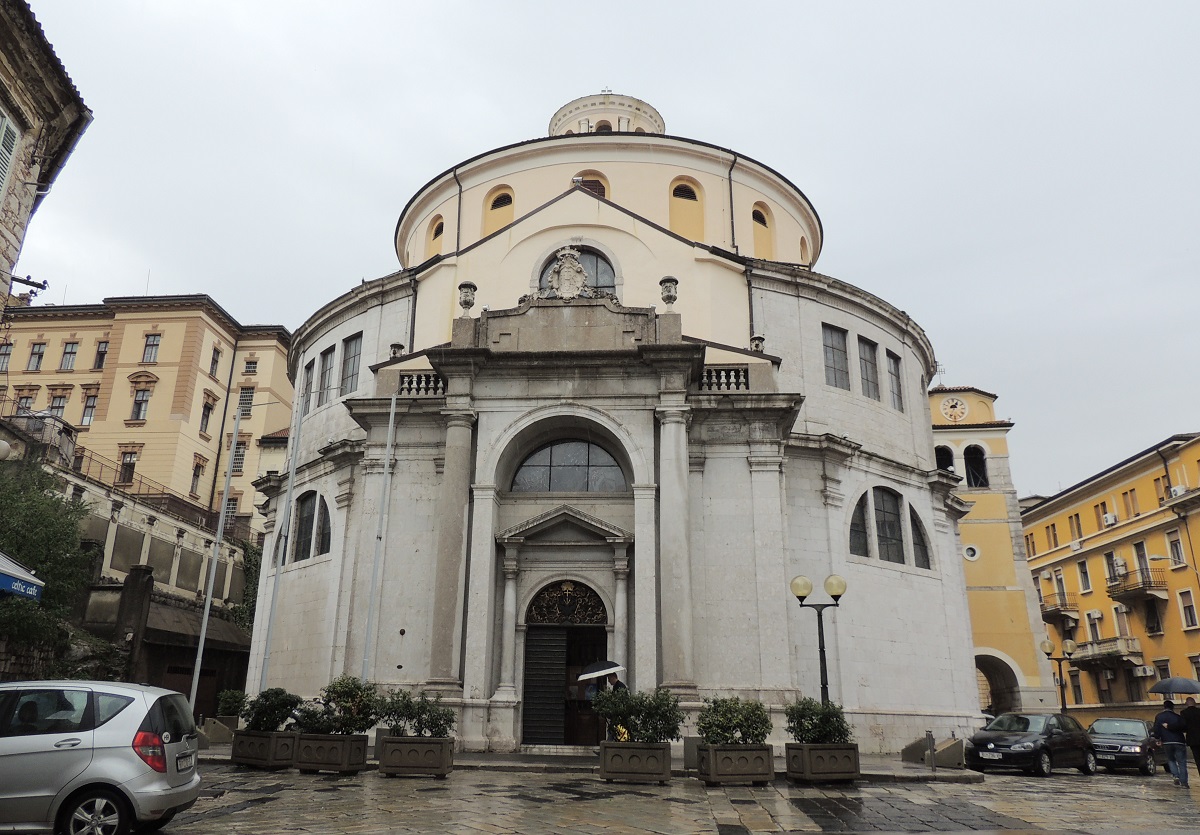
<box><xmin>873</xmin><ymin>489</ymin><xmax>905</xmax><ymax>564</ymax></box>
<box><xmin>244</xmin><ymin>359</ymin><xmax>258</xmax><ymax>375</ymax></box>
<box><xmin>27</xmin><ymin>343</ymin><xmax>45</xmax><ymax>371</ymax></box>
<box><xmin>857</xmin><ymin>337</ymin><xmax>879</xmax><ymax>400</ymax></box>
<box><xmin>822</xmin><ymin>324</ymin><xmax>850</xmax><ymax>390</ymax></box>
<box><xmin>340</xmin><ymin>333</ymin><xmax>362</xmax><ymax>396</ymax></box>
<box><xmin>81</xmin><ymin>395</ymin><xmax>97</xmax><ymax>426</ymax></box>
<box><xmin>317</xmin><ymin>347</ymin><xmax>335</xmax><ymax>407</ymax></box>
<box><xmin>224</xmin><ymin>496</ymin><xmax>239</xmax><ymax>518</ymax></box>
<box><xmin>231</xmin><ymin>441</ymin><xmax>247</xmax><ymax>473</ymax></box>
<box><xmin>238</xmin><ymin>387</ymin><xmax>254</xmax><ymax>416</ymax></box>
<box><xmin>60</xmin><ymin>342</ymin><xmax>78</xmax><ymax>370</ymax></box>
<box><xmin>142</xmin><ymin>334</ymin><xmax>161</xmax><ymax>363</ymax></box>
<box><xmin>94</xmin><ymin>341</ymin><xmax>108</xmax><ymax>369</ymax></box>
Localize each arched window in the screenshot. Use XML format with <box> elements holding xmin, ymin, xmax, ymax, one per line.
<box><xmin>511</xmin><ymin>440</ymin><xmax>626</xmax><ymax>492</ymax></box>
<box><xmin>751</xmin><ymin>202</ymin><xmax>775</xmax><ymax>259</ymax></box>
<box><xmin>964</xmin><ymin>445</ymin><xmax>989</xmax><ymax>488</ymax></box>
<box><xmin>910</xmin><ymin>508</ymin><xmax>931</xmax><ymax>569</ymax></box>
<box><xmin>315</xmin><ymin>497</ymin><xmax>332</xmax><ymax>556</ymax></box>
<box><xmin>595</xmin><ymin>121</ymin><xmax>612</xmax><ymax>133</ymax></box>
<box><xmin>935</xmin><ymin>445</ymin><xmax>954</xmax><ymax>472</ymax></box>
<box><xmin>424</xmin><ymin>215</ymin><xmax>444</xmax><ymax>259</ymax></box>
<box><xmin>482</xmin><ymin>186</ymin><xmax>515</xmax><ymax>236</ymax></box>
<box><xmin>669</xmin><ymin>178</ymin><xmax>704</xmax><ymax>240</ymax></box>
<box><xmin>573</xmin><ymin>170</ymin><xmax>609</xmax><ymax>199</ymax></box>
<box><xmin>800</xmin><ymin>236</ymin><xmax>811</xmax><ymax>265</ymax></box>
<box><xmin>848</xmin><ymin>486</ymin><xmax>934</xmax><ymax>569</ymax></box>
<box><xmin>293</xmin><ymin>491</ymin><xmax>317</xmax><ymax>562</ymax></box>
<box><xmin>539</xmin><ymin>247</ymin><xmax>616</xmax><ymax>293</ymax></box>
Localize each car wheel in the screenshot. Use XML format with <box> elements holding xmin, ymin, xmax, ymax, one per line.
<box><xmin>60</xmin><ymin>787</ymin><xmax>130</xmax><ymax>835</ymax></box>
<box><xmin>1140</xmin><ymin>753</ymin><xmax>1156</xmax><ymax>776</ymax></box>
<box><xmin>1079</xmin><ymin>750</ymin><xmax>1097</xmax><ymax>775</ymax></box>
<box><xmin>134</xmin><ymin>811</ymin><xmax>176</xmax><ymax>833</ymax></box>
<box><xmin>1033</xmin><ymin>750</ymin><xmax>1053</xmax><ymax>778</ymax></box>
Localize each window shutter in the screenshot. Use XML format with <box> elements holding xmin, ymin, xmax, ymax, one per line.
<box><xmin>0</xmin><ymin>121</ymin><xmax>18</xmax><ymax>187</ymax></box>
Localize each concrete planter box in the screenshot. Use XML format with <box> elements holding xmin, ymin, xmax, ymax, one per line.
<box><xmin>785</xmin><ymin>743</ymin><xmax>860</xmax><ymax>782</ymax></box>
<box><xmin>377</xmin><ymin>736</ymin><xmax>454</xmax><ymax>778</ymax></box>
<box><xmin>294</xmin><ymin>733</ymin><xmax>369</xmax><ymax>774</ymax></box>
<box><xmin>696</xmin><ymin>743</ymin><xmax>774</xmax><ymax>785</ymax></box>
<box><xmin>230</xmin><ymin>730</ymin><xmax>297</xmax><ymax>770</ymax></box>
<box><xmin>599</xmin><ymin>741</ymin><xmax>672</xmax><ymax>784</ymax></box>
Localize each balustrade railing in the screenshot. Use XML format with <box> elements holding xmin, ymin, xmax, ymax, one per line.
<box><xmin>698</xmin><ymin>365</ymin><xmax>750</xmax><ymax>391</ymax></box>
<box><xmin>397</xmin><ymin>372</ymin><xmax>446</xmax><ymax>396</ymax></box>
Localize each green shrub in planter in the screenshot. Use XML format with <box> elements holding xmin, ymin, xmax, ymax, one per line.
<box><xmin>292</xmin><ymin>676</ymin><xmax>378</xmax><ymax>774</ymax></box>
<box><xmin>377</xmin><ymin>689</ymin><xmax>457</xmax><ymax>778</ymax></box>
<box><xmin>241</xmin><ymin>688</ymin><xmax>302</xmax><ymax>733</ymax></box>
<box><xmin>218</xmin><ymin>689</ymin><xmax>247</xmax><ymax>719</ymax></box>
<box><xmin>696</xmin><ymin>696</ymin><xmax>772</xmax><ymax>745</ymax></box>
<box><xmin>593</xmin><ymin>688</ymin><xmax>684</xmax><ymax>743</ymax></box>
<box><xmin>232</xmin><ymin>688</ymin><xmax>303</xmax><ymax>769</ymax></box>
<box><xmin>783</xmin><ymin>697</ymin><xmax>859</xmax><ymax>782</ymax></box>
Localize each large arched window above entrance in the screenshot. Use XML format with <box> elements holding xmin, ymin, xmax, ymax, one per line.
<box><xmin>538</xmin><ymin>249</ymin><xmax>616</xmax><ymax>293</ymax></box>
<box><xmin>527</xmin><ymin>580</ymin><xmax>608</xmax><ymax>624</ymax></box>
<box><xmin>511</xmin><ymin>440</ymin><xmax>627</xmax><ymax>492</ymax></box>
<box><xmin>848</xmin><ymin>487</ymin><xmax>934</xmax><ymax>570</ymax></box>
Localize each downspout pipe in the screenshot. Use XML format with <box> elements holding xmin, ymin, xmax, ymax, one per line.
<box><xmin>452</xmin><ymin>166</ymin><xmax>464</xmax><ymax>254</ymax></box>
<box><xmin>726</xmin><ymin>152</ymin><xmax>739</xmax><ymax>254</ymax></box>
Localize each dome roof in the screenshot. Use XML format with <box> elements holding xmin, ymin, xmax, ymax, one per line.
<box><xmin>548</xmin><ymin>92</ymin><xmax>665</xmax><ymax>136</ymax></box>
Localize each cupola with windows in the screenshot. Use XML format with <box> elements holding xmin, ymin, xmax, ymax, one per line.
<box><xmin>549</xmin><ymin>92</ymin><xmax>665</xmax><ymax>136</ymax></box>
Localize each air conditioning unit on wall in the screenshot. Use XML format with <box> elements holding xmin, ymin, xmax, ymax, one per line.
<box><xmin>1170</xmin><ymin>485</ymin><xmax>1188</xmax><ymax>498</ymax></box>
<box><xmin>1134</xmin><ymin>665</ymin><xmax>1156</xmax><ymax>678</ymax></box>
<box><xmin>1103</xmin><ymin>513</ymin><xmax>1119</xmax><ymax>527</ymax></box>
<box><xmin>1040</xmin><ymin>571</ymin><xmax>1053</xmax><ymax>581</ymax></box>
<box><xmin>1103</xmin><ymin>669</ymin><xmax>1117</xmax><ymax>681</ymax></box>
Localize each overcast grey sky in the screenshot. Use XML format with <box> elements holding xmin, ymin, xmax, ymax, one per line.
<box><xmin>16</xmin><ymin>1</ymin><xmax>1199</xmax><ymax>498</ymax></box>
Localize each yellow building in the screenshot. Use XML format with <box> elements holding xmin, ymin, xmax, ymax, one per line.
<box><xmin>1023</xmin><ymin>433</ymin><xmax>1200</xmax><ymax>723</ymax></box>
<box><xmin>930</xmin><ymin>385</ymin><xmax>1056</xmax><ymax>713</ymax></box>
<box><xmin>0</xmin><ymin>294</ymin><xmax>292</xmax><ymax>541</ymax></box>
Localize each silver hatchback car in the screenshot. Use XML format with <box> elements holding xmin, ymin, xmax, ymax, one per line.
<box><xmin>0</xmin><ymin>681</ymin><xmax>201</xmax><ymax>834</ymax></box>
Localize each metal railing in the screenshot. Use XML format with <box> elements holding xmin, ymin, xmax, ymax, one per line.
<box><xmin>1107</xmin><ymin>567</ymin><xmax>1167</xmax><ymax>596</ymax></box>
<box><xmin>1040</xmin><ymin>592</ymin><xmax>1079</xmax><ymax>614</ymax></box>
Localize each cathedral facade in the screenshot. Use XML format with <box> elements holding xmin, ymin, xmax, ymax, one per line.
<box><xmin>247</xmin><ymin>94</ymin><xmax>979</xmax><ymax>752</ymax></box>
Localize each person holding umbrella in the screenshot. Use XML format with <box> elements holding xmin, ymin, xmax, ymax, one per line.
<box><xmin>1152</xmin><ymin>700</ymin><xmax>1190</xmax><ymax>787</ymax></box>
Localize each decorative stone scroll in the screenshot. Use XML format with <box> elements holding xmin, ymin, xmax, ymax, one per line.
<box><xmin>526</xmin><ymin>580</ymin><xmax>607</xmax><ymax>624</ymax></box>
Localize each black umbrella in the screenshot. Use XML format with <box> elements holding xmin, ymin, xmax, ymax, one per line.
<box><xmin>1148</xmin><ymin>676</ymin><xmax>1200</xmax><ymax>695</ymax></box>
<box><xmin>577</xmin><ymin>660</ymin><xmax>625</xmax><ymax>681</ymax></box>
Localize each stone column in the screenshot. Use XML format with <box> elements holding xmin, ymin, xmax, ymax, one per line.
<box><xmin>612</xmin><ymin>544</ymin><xmax>629</xmax><ymax>671</ymax></box>
<box><xmin>632</xmin><ymin>484</ymin><xmax>658</xmax><ymax>692</ymax></box>
<box><xmin>462</xmin><ymin>486</ymin><xmax>500</xmax><ymax>700</ymax></box>
<box><xmin>496</xmin><ymin>544</ymin><xmax>520</xmax><ymax>700</ymax></box>
<box><xmin>428</xmin><ymin>410</ymin><xmax>476</xmax><ymax>688</ymax></box>
<box><xmin>657</xmin><ymin>406</ymin><xmax>696</xmax><ymax>692</ymax></box>
<box><xmin>748</xmin><ymin>446</ymin><xmax>791</xmax><ymax>692</ymax></box>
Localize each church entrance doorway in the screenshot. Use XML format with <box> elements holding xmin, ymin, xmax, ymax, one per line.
<box><xmin>521</xmin><ymin>580</ymin><xmax>609</xmax><ymax>746</ymax></box>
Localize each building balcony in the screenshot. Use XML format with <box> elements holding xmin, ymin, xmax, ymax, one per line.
<box><xmin>1107</xmin><ymin>568</ymin><xmax>1169</xmax><ymax>602</ymax></box>
<box><xmin>1040</xmin><ymin>592</ymin><xmax>1080</xmax><ymax>624</ymax></box>
<box><xmin>1071</xmin><ymin>636</ymin><xmax>1143</xmax><ymax>669</ymax></box>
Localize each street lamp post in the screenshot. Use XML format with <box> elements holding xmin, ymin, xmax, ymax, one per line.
<box><xmin>789</xmin><ymin>574</ymin><xmax>848</xmax><ymax>704</ymax></box>
<box><xmin>1039</xmin><ymin>638</ymin><xmax>1078</xmax><ymax>713</ymax></box>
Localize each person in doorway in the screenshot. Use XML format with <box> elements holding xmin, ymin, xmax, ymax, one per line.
<box><xmin>606</xmin><ymin>672</ymin><xmax>627</xmax><ymax>692</ymax></box>
<box><xmin>1152</xmin><ymin>699</ymin><xmax>1190</xmax><ymax>787</ymax></box>
<box><xmin>1181</xmin><ymin>696</ymin><xmax>1200</xmax><ymax>777</ymax></box>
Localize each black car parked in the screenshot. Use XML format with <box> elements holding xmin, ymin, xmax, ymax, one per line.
<box><xmin>966</xmin><ymin>712</ymin><xmax>1097</xmax><ymax>777</ymax></box>
<box><xmin>1087</xmin><ymin>717</ymin><xmax>1166</xmax><ymax>774</ymax></box>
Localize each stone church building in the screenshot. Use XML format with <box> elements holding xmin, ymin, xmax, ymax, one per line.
<box><xmin>247</xmin><ymin>94</ymin><xmax>980</xmax><ymax>752</ymax></box>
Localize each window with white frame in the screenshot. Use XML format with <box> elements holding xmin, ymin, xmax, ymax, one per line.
<box><xmin>886</xmin><ymin>351</ymin><xmax>904</xmax><ymax>411</ymax></box>
<box><xmin>857</xmin><ymin>337</ymin><xmax>880</xmax><ymax>400</ymax></box>
<box><xmin>0</xmin><ymin>343</ymin><xmax>10</xmax><ymax>372</ymax></box>
<box><xmin>118</xmin><ymin>452</ymin><xmax>137</xmax><ymax>483</ymax></box>
<box><xmin>94</xmin><ymin>341</ymin><xmax>108</xmax><ymax>369</ymax></box>
<box><xmin>60</xmin><ymin>342</ymin><xmax>78</xmax><ymax>370</ymax></box>
<box><xmin>190</xmin><ymin>462</ymin><xmax>203</xmax><ymax>495</ymax></box>
<box><xmin>80</xmin><ymin>394</ymin><xmax>97</xmax><ymax>426</ymax></box>
<box><xmin>340</xmin><ymin>333</ymin><xmax>362</xmax><ymax>396</ymax></box>
<box><xmin>1087</xmin><ymin>612</ymin><xmax>1103</xmax><ymax>642</ymax></box>
<box><xmin>1145</xmin><ymin>600</ymin><xmax>1164</xmax><ymax>634</ymax></box>
<box><xmin>1078</xmin><ymin>559</ymin><xmax>1091</xmax><ymax>592</ymax></box>
<box><xmin>141</xmin><ymin>334</ymin><xmax>161</xmax><ymax>363</ymax></box>
<box><xmin>1192</xmin><ymin>656</ymin><xmax>1200</xmax><ymax>681</ymax></box>
<box><xmin>822</xmin><ymin>324</ymin><xmax>850</xmax><ymax>390</ymax></box>
<box><xmin>48</xmin><ymin>395</ymin><xmax>66</xmax><ymax>417</ymax></box>
<box><xmin>1068</xmin><ymin>513</ymin><xmax>1083</xmax><ymax>541</ymax></box>
<box><xmin>1168</xmin><ymin>530</ymin><xmax>1185</xmax><ymax>566</ymax></box>
<box><xmin>199</xmin><ymin>401</ymin><xmax>213</xmax><ymax>434</ymax></box>
<box><xmin>317</xmin><ymin>347</ymin><xmax>335</xmax><ymax>407</ymax></box>
<box><xmin>27</xmin><ymin>343</ymin><xmax>45</xmax><ymax>371</ymax></box>
<box><xmin>848</xmin><ymin>487</ymin><xmax>933</xmax><ymax>569</ymax></box>
<box><xmin>1156</xmin><ymin>660</ymin><xmax>1172</xmax><ymax>680</ymax></box>
<box><xmin>1181</xmin><ymin>589</ymin><xmax>1198</xmax><ymax>629</ymax></box>
<box><xmin>209</xmin><ymin>347</ymin><xmax>220</xmax><ymax>376</ymax></box>
<box><xmin>244</xmin><ymin>359</ymin><xmax>258</xmax><ymax>375</ymax></box>
<box><xmin>130</xmin><ymin>389</ymin><xmax>150</xmax><ymax>420</ymax></box>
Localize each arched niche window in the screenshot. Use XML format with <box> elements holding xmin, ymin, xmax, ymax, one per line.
<box><xmin>424</xmin><ymin>215</ymin><xmax>444</xmax><ymax>259</ymax></box>
<box><xmin>539</xmin><ymin>247</ymin><xmax>616</xmax><ymax>293</ymax></box>
<box><xmin>964</xmin><ymin>445</ymin><xmax>989</xmax><ymax>488</ymax></box>
<box><xmin>573</xmin><ymin>170</ymin><xmax>608</xmax><ymax>199</ymax></box>
<box><xmin>935</xmin><ymin>445</ymin><xmax>954</xmax><ymax>472</ymax></box>
<box><xmin>848</xmin><ymin>487</ymin><xmax>934</xmax><ymax>569</ymax></box>
<box><xmin>482</xmin><ymin>186</ymin><xmax>515</xmax><ymax>236</ymax></box>
<box><xmin>595</xmin><ymin>121</ymin><xmax>613</xmax><ymax>133</ymax></box>
<box><xmin>800</xmin><ymin>236</ymin><xmax>811</xmax><ymax>265</ymax></box>
<box><xmin>751</xmin><ymin>202</ymin><xmax>775</xmax><ymax>259</ymax></box>
<box><xmin>669</xmin><ymin>178</ymin><xmax>704</xmax><ymax>240</ymax></box>
<box><xmin>292</xmin><ymin>490</ymin><xmax>332</xmax><ymax>562</ymax></box>
<box><xmin>511</xmin><ymin>440</ymin><xmax>627</xmax><ymax>492</ymax></box>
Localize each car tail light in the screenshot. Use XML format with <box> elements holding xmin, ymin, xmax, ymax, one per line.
<box><xmin>133</xmin><ymin>730</ymin><xmax>167</xmax><ymax>772</ymax></box>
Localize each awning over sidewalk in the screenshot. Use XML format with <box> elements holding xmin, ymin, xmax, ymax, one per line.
<box><xmin>144</xmin><ymin>601</ymin><xmax>250</xmax><ymax>652</ymax></box>
<box><xmin>0</xmin><ymin>550</ymin><xmax>44</xmax><ymax>601</ymax></box>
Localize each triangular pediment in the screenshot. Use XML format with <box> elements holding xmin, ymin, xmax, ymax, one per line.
<box><xmin>497</xmin><ymin>504</ymin><xmax>631</xmax><ymax>545</ymax></box>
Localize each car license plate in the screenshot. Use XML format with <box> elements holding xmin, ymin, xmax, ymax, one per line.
<box><xmin>979</xmin><ymin>752</ymin><xmax>1002</xmax><ymax>760</ymax></box>
<box><xmin>1097</xmin><ymin>754</ymin><xmax>1116</xmax><ymax>760</ymax></box>
<box><xmin>176</xmin><ymin>752</ymin><xmax>194</xmax><ymax>771</ymax></box>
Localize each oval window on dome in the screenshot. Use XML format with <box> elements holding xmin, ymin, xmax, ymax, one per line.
<box><xmin>539</xmin><ymin>248</ymin><xmax>616</xmax><ymax>292</ymax></box>
<box><xmin>511</xmin><ymin>440</ymin><xmax>626</xmax><ymax>492</ymax></box>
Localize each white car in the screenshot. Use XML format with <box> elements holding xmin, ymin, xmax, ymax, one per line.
<box><xmin>0</xmin><ymin>680</ymin><xmax>201</xmax><ymax>834</ymax></box>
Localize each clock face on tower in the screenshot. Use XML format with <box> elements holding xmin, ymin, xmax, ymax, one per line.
<box><xmin>940</xmin><ymin>396</ymin><xmax>968</xmax><ymax>422</ymax></box>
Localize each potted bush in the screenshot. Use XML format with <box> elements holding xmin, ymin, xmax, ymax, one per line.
<box><xmin>593</xmin><ymin>687</ymin><xmax>683</xmax><ymax>784</ymax></box>
<box><xmin>376</xmin><ymin>689</ymin><xmax>457</xmax><ymax>778</ymax></box>
<box><xmin>217</xmin><ymin>689</ymin><xmax>246</xmax><ymax>731</ymax></box>
<box><xmin>784</xmin><ymin>697</ymin><xmax>859</xmax><ymax>782</ymax></box>
<box><xmin>230</xmin><ymin>687</ymin><xmax>302</xmax><ymax>769</ymax></box>
<box><xmin>695</xmin><ymin>696</ymin><xmax>774</xmax><ymax>785</ymax></box>
<box><xmin>292</xmin><ymin>675</ymin><xmax>378</xmax><ymax>774</ymax></box>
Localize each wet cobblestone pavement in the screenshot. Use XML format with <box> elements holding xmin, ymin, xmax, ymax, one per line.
<box><xmin>174</xmin><ymin>764</ymin><xmax>1200</xmax><ymax>833</ymax></box>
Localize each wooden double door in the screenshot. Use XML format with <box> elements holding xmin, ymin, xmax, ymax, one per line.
<box><xmin>522</xmin><ymin>625</ymin><xmax>607</xmax><ymax>745</ymax></box>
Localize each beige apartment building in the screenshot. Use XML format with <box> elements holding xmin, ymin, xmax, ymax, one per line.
<box><xmin>0</xmin><ymin>294</ymin><xmax>292</xmax><ymax>541</ymax></box>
